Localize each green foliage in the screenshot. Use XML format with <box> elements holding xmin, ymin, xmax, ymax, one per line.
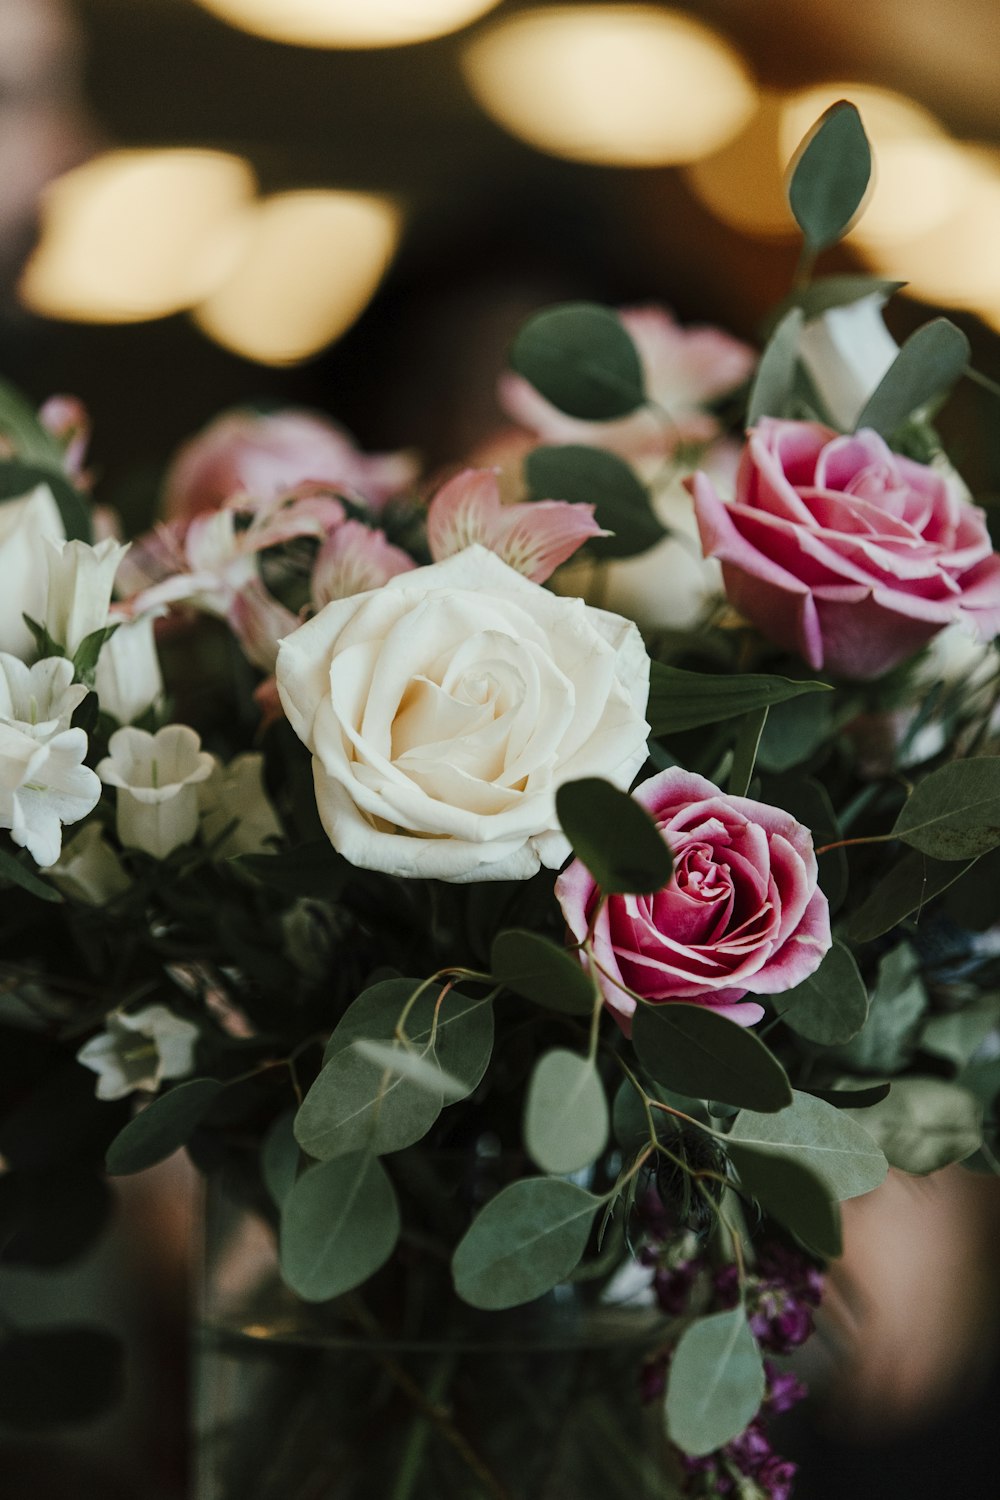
<box><xmin>509</xmin><ymin>302</ymin><xmax>646</xmax><ymax>421</ymax></box>
<box><xmin>524</xmin><ymin>1049</ymin><xmax>609</xmax><ymax>1176</ymax></box>
<box><xmin>351</xmin><ymin>1038</ymin><xmax>468</xmax><ymax>1100</ymax></box>
<box><xmin>849</xmin><ymin>848</ymin><xmax>975</xmax><ymax>942</ymax></box>
<box><xmin>727</xmin><ymin>707</ymin><xmax>768</xmax><ymax>797</ymax></box>
<box><xmin>730</xmin><ymin>1147</ymin><xmax>842</xmax><ymax>1259</ymax></box>
<box><xmin>855</xmin><ymin>319</ymin><xmax>970</xmax><ymax>437</ymax></box>
<box><xmin>491</xmin><ymin>928</ymin><xmax>596</xmax><ymax>1015</ymax></box>
<box><xmin>234</xmin><ymin>840</ymin><xmax>350</xmax><ymax>898</ymax></box>
<box><xmin>755</xmin><ymin>690</ymin><xmax>835</xmax><ymax>772</ymax></box>
<box><xmin>0</xmin><ymin>844</ymin><xmax>63</xmax><ymax>903</ymax></box>
<box><xmin>105</xmin><ymin>1078</ymin><xmax>224</xmax><ymax>1175</ymax></box>
<box><xmin>665</xmin><ymin>1308</ymin><xmax>765</xmax><ymax>1457</ymax></box>
<box><xmin>844</xmin><ymin>1077</ymin><xmax>981</xmax><ymax>1174</ymax></box>
<box><xmin>0</xmin><ymin>459</ymin><xmax>92</xmax><ymax>543</ymax></box>
<box><xmin>647</xmin><ymin>663</ymin><xmax>831</xmax><ymax>737</ymax></box>
<box><xmin>261</xmin><ymin>1109</ymin><xmax>299</xmax><ymax>1209</ymax></box>
<box><xmin>296</xmin><ymin>979</ymin><xmax>493</xmax><ymax>1160</ymax></box>
<box><xmin>0</xmin><ymin>1326</ymin><xmax>124</xmax><ymax>1429</ymax></box>
<box><xmin>746</xmin><ymin>308</ymin><xmax>803</xmax><ymax>425</ymax></box>
<box><xmin>556</xmin><ymin>778</ymin><xmax>674</xmax><ymax>895</ymax></box>
<box><xmin>279</xmin><ymin>1153</ymin><xmax>400</xmax><ymax>1302</ymax></box>
<box><xmin>0</xmin><ymin>379</ymin><xmax>65</xmax><ymax>467</ymax></box>
<box><xmin>524</xmin><ymin>445</ymin><xmax>665</xmax><ymax>558</ymax></box>
<box><xmin>833</xmin><ymin>943</ymin><xmax>926</xmax><ymax>1074</ymax></box>
<box><xmin>922</xmin><ymin>997</ymin><xmax>1000</xmax><ymax>1070</ymax></box>
<box><xmin>452</xmin><ymin>1177</ymin><xmax>601</xmax><ymax>1310</ymax></box>
<box><xmin>787</xmin><ymin>101</ymin><xmax>872</xmax><ymax>253</ymax></box>
<box><xmin>632</xmin><ymin>1004</ymin><xmax>792</xmax><ymax>1112</ymax></box>
<box><xmin>892</xmin><ymin>756</ymin><xmax>1000</xmax><ymax>860</ymax></box>
<box><xmin>72</xmin><ymin>623</ymin><xmax>119</xmax><ymax>688</ymax></box>
<box><xmin>770</xmin><ymin>939</ymin><xmax>868</xmax><ymax>1045</ymax></box>
<box><xmin>728</xmin><ymin>1089</ymin><xmax>888</xmax><ymax>1200</ymax></box>
<box><xmin>780</xmin><ymin>275</ymin><xmax>904</xmax><ymax>321</ymax></box>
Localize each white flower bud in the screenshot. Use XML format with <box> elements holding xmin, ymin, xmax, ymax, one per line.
<box><xmin>97</xmin><ymin>724</ymin><xmax>214</xmax><ymax>860</ymax></box>
<box><xmin>0</xmin><ymin>654</ymin><xmax>88</xmax><ymax>737</ymax></box>
<box><xmin>0</xmin><ymin>485</ymin><xmax>65</xmax><ymax>658</ymax></box>
<box><xmin>199</xmin><ymin>753</ymin><xmax>282</xmax><ymax>859</ymax></box>
<box><xmin>44</xmin><ymin>536</ymin><xmax>129</xmax><ymax>657</ymax></box>
<box><xmin>94</xmin><ymin>612</ymin><xmax>164</xmax><ymax>724</ymax></box>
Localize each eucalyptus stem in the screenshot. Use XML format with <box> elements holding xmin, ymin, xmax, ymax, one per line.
<box><xmin>387</xmin><ymin>1348</ymin><xmax>459</xmax><ymax>1500</ymax></box>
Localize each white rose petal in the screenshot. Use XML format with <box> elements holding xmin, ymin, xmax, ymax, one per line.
<box><xmin>276</xmin><ymin>546</ymin><xmax>650</xmax><ymax>882</ymax></box>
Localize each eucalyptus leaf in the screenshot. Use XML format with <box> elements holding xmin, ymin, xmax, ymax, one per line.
<box><xmin>922</xmin><ymin>998</ymin><xmax>1000</xmax><ymax>1070</ymax></box>
<box><xmin>279</xmin><ymin>1153</ymin><xmax>400</xmax><ymax>1301</ymax></box>
<box><xmin>728</xmin><ymin>1089</ymin><xmax>888</xmax><ymax>1199</ymax></box>
<box><xmin>0</xmin><ymin>460</ymin><xmax>92</xmax><ymax>543</ymax></box>
<box><xmin>665</xmin><ymin>1308</ymin><xmax>765</xmax><ymax>1457</ymax></box>
<box><xmin>855</xmin><ymin>319</ymin><xmax>970</xmax><ymax>437</ymax></box>
<box><xmin>806</xmin><ymin>1080</ymin><xmax>891</xmax><ymax>1109</ymax></box>
<box><xmin>524</xmin><ymin>1050</ymin><xmax>610</xmax><ymax>1176</ymax></box>
<box><xmin>755</xmin><ymin>690</ymin><xmax>835</xmax><ymax>772</ymax></box>
<box><xmin>648</xmin><ymin>663</ymin><xmax>831</xmax><ymax>737</ymax></box>
<box><xmin>892</xmin><ymin>757</ymin><xmax>1000</xmax><ymax>860</ymax></box>
<box><xmin>556</xmin><ymin>778</ymin><xmax>673</xmax><ymax>895</ymax></box>
<box><xmin>833</xmin><ymin>943</ymin><xmax>926</xmax><ymax>1074</ymax></box>
<box><xmin>491</xmin><ymin>928</ymin><xmax>596</xmax><ymax>1015</ymax></box>
<box><xmin>352</xmin><ymin>1038</ymin><xmax>467</xmax><ymax>1100</ymax></box>
<box><xmin>844</xmin><ymin>1077</ymin><xmax>981</xmax><ymax>1174</ymax></box>
<box><xmin>771</xmin><ymin>940</ymin><xmax>868</xmax><ymax>1046</ymax></box>
<box><xmin>781</xmin><ymin>275</ymin><xmax>905</xmax><ymax>321</ymax></box>
<box><xmin>262</xmin><ymin>1109</ymin><xmax>300</xmax><ymax>1209</ymax></box>
<box><xmin>105</xmin><ymin>1078</ymin><xmax>223</xmax><ymax>1175</ymax></box>
<box><xmin>730</xmin><ymin>1146</ymin><xmax>842</xmax><ymax>1259</ymax></box>
<box><xmin>510</xmin><ymin>303</ymin><xmax>646</xmax><ymax>420</ymax></box>
<box><xmin>848</xmin><ymin>848</ymin><xmax>975</xmax><ymax>942</ymax></box>
<box><xmin>747</xmin><ymin>308</ymin><xmax>804</xmax><ymax>426</ymax></box>
<box><xmin>524</xmin><ymin>445</ymin><xmax>664</xmax><ymax>558</ymax></box>
<box><xmin>632</xmin><ymin>1004</ymin><xmax>792</xmax><ymax>1113</ymax></box>
<box><xmin>0</xmin><ymin>845</ymin><xmax>63</xmax><ymax>903</ymax></box>
<box><xmin>452</xmin><ymin>1178</ymin><xmax>601</xmax><ymax>1310</ymax></box>
<box><xmin>787</xmin><ymin>101</ymin><xmax>872</xmax><ymax>252</ymax></box>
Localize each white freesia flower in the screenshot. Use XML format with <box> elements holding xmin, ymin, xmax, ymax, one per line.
<box><xmin>276</xmin><ymin>545</ymin><xmax>650</xmax><ymax>882</ymax></box>
<box><xmin>44</xmin><ymin>536</ymin><xmax>129</xmax><ymax>656</ymax></box>
<box><xmin>97</xmin><ymin>724</ymin><xmax>215</xmax><ymax>859</ymax></box>
<box><xmin>0</xmin><ymin>722</ymin><xmax>101</xmax><ymax>866</ymax></box>
<box><xmin>76</xmin><ymin>1004</ymin><xmax>199</xmax><ymax>1101</ymax></box>
<box><xmin>0</xmin><ymin>654</ymin><xmax>88</xmax><ymax>738</ymax></box>
<box><xmin>0</xmin><ymin>485</ymin><xmax>65</xmax><ymax>658</ymax></box>
<box><xmin>199</xmin><ymin>753</ymin><xmax>282</xmax><ymax>858</ymax></box>
<box><xmin>798</xmin><ymin>293</ymin><xmax>899</xmax><ymax>431</ymax></box>
<box><xmin>94</xmin><ymin>612</ymin><xmax>164</xmax><ymax>724</ymax></box>
<box><xmin>49</xmin><ymin>821</ymin><xmax>130</xmax><ymax>905</ymax></box>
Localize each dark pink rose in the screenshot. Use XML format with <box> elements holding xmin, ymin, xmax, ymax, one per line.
<box><xmin>690</xmin><ymin>418</ymin><xmax>1000</xmax><ymax>680</ymax></box>
<box><xmin>554</xmin><ymin>768</ymin><xmax>830</xmax><ymax>1031</ymax></box>
<box><xmin>163</xmin><ymin>408</ymin><xmax>418</xmax><ymax>522</ymax></box>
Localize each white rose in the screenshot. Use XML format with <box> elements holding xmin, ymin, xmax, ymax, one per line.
<box><xmin>0</xmin><ymin>485</ymin><xmax>65</xmax><ymax>658</ymax></box>
<box><xmin>798</xmin><ymin>293</ymin><xmax>899</xmax><ymax>431</ymax></box>
<box><xmin>276</xmin><ymin>546</ymin><xmax>650</xmax><ymax>882</ymax></box>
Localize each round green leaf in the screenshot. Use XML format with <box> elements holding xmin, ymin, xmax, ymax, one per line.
<box><xmin>524</xmin><ymin>444</ymin><xmax>664</xmax><ymax>558</ymax></box>
<box><xmin>556</xmin><ymin>778</ymin><xmax>673</xmax><ymax>896</ymax></box>
<box><xmin>509</xmin><ymin>302</ymin><xmax>646</xmax><ymax>420</ymax></box>
<box><xmin>891</xmin><ymin>757</ymin><xmax>1000</xmax><ymax>860</ymax></box>
<box><xmin>452</xmin><ymin>1178</ymin><xmax>600</xmax><ymax>1310</ymax></box>
<box><xmin>787</xmin><ymin>101</ymin><xmax>872</xmax><ymax>252</ymax></box>
<box><xmin>632</xmin><ymin>1003</ymin><xmax>792</xmax><ymax>1112</ymax></box>
<box><xmin>262</xmin><ymin>1109</ymin><xmax>299</xmax><ymax>1209</ymax></box>
<box><xmin>105</xmin><ymin>1078</ymin><xmax>223</xmax><ymax>1175</ymax></box>
<box><xmin>771</xmin><ymin>939</ymin><xmax>868</xmax><ymax>1045</ymax></box>
<box><xmin>844</xmin><ymin>1077</ymin><xmax>981</xmax><ymax>1175</ymax></box>
<box><xmin>279</xmin><ymin>1153</ymin><xmax>400</xmax><ymax>1302</ymax></box>
<box><xmin>352</xmin><ymin>1038</ymin><xmax>467</xmax><ymax>1100</ymax></box>
<box><xmin>665</xmin><ymin>1308</ymin><xmax>765</xmax><ymax>1457</ymax></box>
<box><xmin>491</xmin><ymin>929</ymin><xmax>595</xmax><ymax>1015</ymax></box>
<box><xmin>294</xmin><ymin>1043</ymin><xmax>443</xmax><ymax>1161</ymax></box>
<box><xmin>728</xmin><ymin>1088</ymin><xmax>888</xmax><ymax>1200</ymax></box>
<box><xmin>524</xmin><ymin>1049</ymin><xmax>609</xmax><ymax>1176</ymax></box>
<box><xmin>730</xmin><ymin>1145</ymin><xmax>842</xmax><ymax>1259</ymax></box>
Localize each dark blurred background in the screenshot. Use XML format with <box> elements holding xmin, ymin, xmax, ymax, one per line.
<box><xmin>3</xmin><ymin>3</ymin><xmax>1000</xmax><ymax>1496</ymax></box>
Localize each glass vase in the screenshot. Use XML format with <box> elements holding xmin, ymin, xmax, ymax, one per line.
<box><xmin>193</xmin><ymin>1159</ymin><xmax>679</xmax><ymax>1500</ymax></box>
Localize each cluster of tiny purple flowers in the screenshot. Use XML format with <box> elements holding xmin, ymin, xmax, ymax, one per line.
<box><xmin>639</xmin><ymin>1217</ymin><xmax>823</xmax><ymax>1500</ymax></box>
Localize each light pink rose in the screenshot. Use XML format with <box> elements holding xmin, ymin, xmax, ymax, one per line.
<box><xmin>500</xmin><ymin>305</ymin><xmax>754</xmax><ymax>464</ymax></box>
<box><xmin>163</xmin><ymin>408</ymin><xmax>418</xmax><ymax>522</ymax></box>
<box><xmin>691</xmin><ymin>419</ymin><xmax>1000</xmax><ymax>680</ymax></box>
<box><xmin>555</xmin><ymin>768</ymin><xmax>831</xmax><ymax>1031</ymax></box>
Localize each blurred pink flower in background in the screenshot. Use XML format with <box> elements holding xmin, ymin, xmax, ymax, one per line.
<box><xmin>312</xmin><ymin>519</ymin><xmax>416</xmax><ymax>607</ymax></box>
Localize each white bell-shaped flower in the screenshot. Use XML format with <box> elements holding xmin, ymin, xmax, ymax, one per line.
<box><xmin>0</xmin><ymin>485</ymin><xmax>65</xmax><ymax>658</ymax></box>
<box><xmin>0</xmin><ymin>653</ymin><xmax>89</xmax><ymax>738</ymax></box>
<box><xmin>49</xmin><ymin>821</ymin><xmax>130</xmax><ymax>905</ymax></box>
<box><xmin>199</xmin><ymin>752</ymin><xmax>282</xmax><ymax>859</ymax></box>
<box><xmin>97</xmin><ymin>724</ymin><xmax>215</xmax><ymax>860</ymax></box>
<box><xmin>0</xmin><ymin>722</ymin><xmax>102</xmax><ymax>867</ymax></box>
<box><xmin>44</xmin><ymin>536</ymin><xmax>129</xmax><ymax>656</ymax></box>
<box><xmin>76</xmin><ymin>1004</ymin><xmax>199</xmax><ymax>1101</ymax></box>
<box><xmin>94</xmin><ymin>612</ymin><xmax>164</xmax><ymax>724</ymax></box>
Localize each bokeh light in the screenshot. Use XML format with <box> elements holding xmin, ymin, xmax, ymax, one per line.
<box><xmin>194</xmin><ymin>0</ymin><xmax>503</xmax><ymax>49</ymax></box>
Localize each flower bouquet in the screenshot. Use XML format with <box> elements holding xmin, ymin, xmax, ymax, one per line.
<box><xmin>3</xmin><ymin>102</ymin><xmax>1000</xmax><ymax>1499</ymax></box>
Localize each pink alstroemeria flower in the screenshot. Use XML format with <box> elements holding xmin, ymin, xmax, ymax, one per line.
<box><xmin>228</xmin><ymin>577</ymin><xmax>302</xmax><ymax>674</ymax></box>
<box><xmin>312</xmin><ymin>520</ymin><xmax>416</xmax><ymax>607</ymax></box>
<box><xmin>426</xmin><ymin>468</ymin><xmax>605</xmax><ymax>584</ymax></box>
<box><xmin>39</xmin><ymin>395</ymin><xmax>92</xmax><ymax>488</ymax></box>
<box><xmin>500</xmin><ymin>305</ymin><xmax>754</xmax><ymax>465</ymax></box>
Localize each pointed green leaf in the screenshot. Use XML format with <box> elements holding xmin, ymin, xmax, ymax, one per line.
<box><xmin>648</xmin><ymin>663</ymin><xmax>831</xmax><ymax>737</ymax></box>
<box><xmin>452</xmin><ymin>1178</ymin><xmax>600</xmax><ymax>1309</ymax></box>
<box><xmin>892</xmin><ymin>757</ymin><xmax>1000</xmax><ymax>860</ymax></box>
<box><xmin>855</xmin><ymin>318</ymin><xmax>969</xmax><ymax>437</ymax></box>
<box><xmin>787</xmin><ymin>101</ymin><xmax>872</xmax><ymax>252</ymax></box>
<box><xmin>524</xmin><ymin>1050</ymin><xmax>610</xmax><ymax>1176</ymax></box>
<box><xmin>771</xmin><ymin>939</ymin><xmax>868</xmax><ymax>1045</ymax></box>
<box><xmin>0</xmin><ymin>845</ymin><xmax>63</xmax><ymax>903</ymax></box>
<box><xmin>105</xmin><ymin>1078</ymin><xmax>223</xmax><ymax>1175</ymax></box>
<box><xmin>849</xmin><ymin>848</ymin><xmax>975</xmax><ymax>942</ymax></box>
<box><xmin>666</xmin><ymin>1308</ymin><xmax>765</xmax><ymax>1456</ymax></box>
<box><xmin>510</xmin><ymin>302</ymin><xmax>646</xmax><ymax>420</ymax></box>
<box><xmin>747</xmin><ymin>307</ymin><xmax>803</xmax><ymax>425</ymax></box>
<box><xmin>0</xmin><ymin>461</ymin><xmax>92</xmax><ymax>543</ymax></box>
<box><xmin>780</xmin><ymin>275</ymin><xmax>905</xmax><ymax>321</ymax></box>
<box><xmin>556</xmin><ymin>778</ymin><xmax>673</xmax><ymax>895</ymax></box>
<box><xmin>491</xmin><ymin>929</ymin><xmax>596</xmax><ymax>1015</ymax></box>
<box><xmin>727</xmin><ymin>707</ymin><xmax>768</xmax><ymax>797</ymax></box>
<box><xmin>632</xmin><ymin>1004</ymin><xmax>792</xmax><ymax>1113</ymax></box>
<box><xmin>279</xmin><ymin>1153</ymin><xmax>400</xmax><ymax>1301</ymax></box>
<box><xmin>730</xmin><ymin>1145</ymin><xmax>842</xmax><ymax>1259</ymax></box>
<box><xmin>728</xmin><ymin>1089</ymin><xmax>888</xmax><ymax>1199</ymax></box>
<box><xmin>524</xmin><ymin>444</ymin><xmax>664</xmax><ymax>558</ymax></box>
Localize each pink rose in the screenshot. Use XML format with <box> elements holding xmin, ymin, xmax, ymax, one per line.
<box><xmin>691</xmin><ymin>419</ymin><xmax>1000</xmax><ymax>680</ymax></box>
<box><xmin>163</xmin><ymin>408</ymin><xmax>418</xmax><ymax>522</ymax></box>
<box><xmin>555</xmin><ymin>768</ymin><xmax>831</xmax><ymax>1030</ymax></box>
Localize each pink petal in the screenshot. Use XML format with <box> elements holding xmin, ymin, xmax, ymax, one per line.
<box><xmin>312</xmin><ymin>520</ymin><xmax>416</xmax><ymax>606</ymax></box>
